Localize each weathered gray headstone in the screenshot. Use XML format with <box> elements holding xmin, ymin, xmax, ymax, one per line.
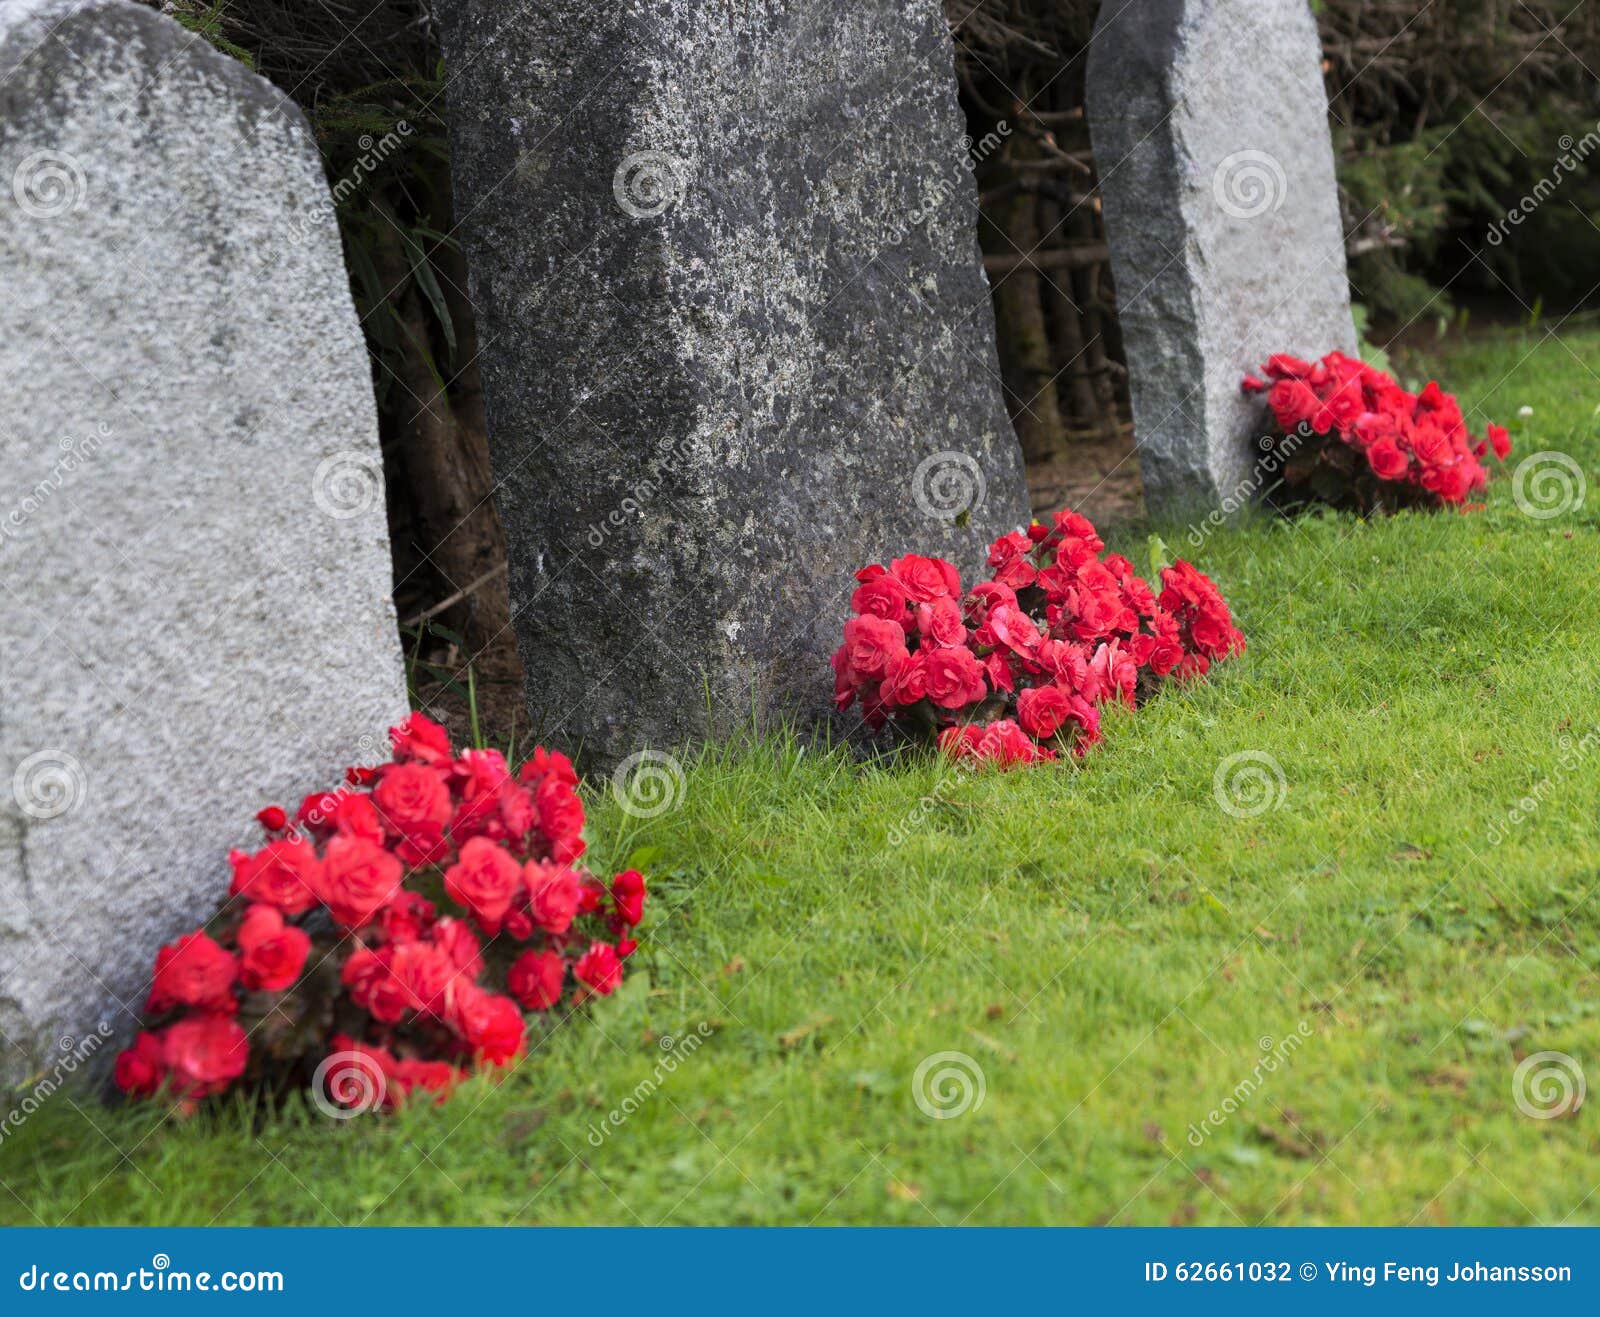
<box><xmin>1088</xmin><ymin>0</ymin><xmax>1356</xmax><ymax>522</ymax></box>
<box><xmin>437</xmin><ymin>0</ymin><xmax>1029</xmax><ymax>768</ymax></box>
<box><xmin>0</xmin><ymin>0</ymin><xmax>408</xmax><ymax>1084</ymax></box>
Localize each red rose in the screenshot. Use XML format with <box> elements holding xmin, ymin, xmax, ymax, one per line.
<box><xmin>984</xmin><ymin>603</ymin><xmax>1042</xmax><ymax>659</ymax></box>
<box><xmin>228</xmin><ymin>836</ymin><xmax>320</xmax><ymax>916</ymax></box>
<box><xmin>525</xmin><ymin>860</ymin><xmax>583</xmax><ymax>934</ymax></box>
<box><xmin>610</xmin><ymin>868</ymin><xmax>646</xmax><ymax>926</ymax></box>
<box><xmin>507</xmin><ymin>949</ymin><xmax>566</xmax><ymax>1011</ymax></box>
<box><xmin>452</xmin><ymin>988</ymin><xmax>525</xmax><ymax>1065</ymax></box>
<box><xmin>1061</xmin><ymin>696</ymin><xmax>1101</xmax><ymax>755</ymax></box>
<box><xmin>236</xmin><ymin>904</ymin><xmax>310</xmax><ymax>992</ymax></box>
<box><xmin>1037</xmin><ymin>638</ymin><xmax>1089</xmax><ymax>690</ymax></box>
<box><xmin>879</xmin><ymin>651</ymin><xmax>928</xmax><ymax>706</ymax></box>
<box><xmin>1487</xmin><ymin>422</ymin><xmax>1511</xmax><ymax>461</ymax></box>
<box><xmin>963</xmin><ymin>580</ymin><xmax>1017</xmax><ymax>625</ymax></box>
<box><xmin>390</xmin><ymin>712</ymin><xmax>453</xmax><ymax>764</ymax></box>
<box><xmin>341</xmin><ymin>947</ymin><xmax>410</xmax><ymax>1023</ymax></box>
<box><xmin>1367</xmin><ymin>438</ymin><xmax>1410</xmax><ymax>482</ymax></box>
<box><xmin>992</xmin><ymin>555</ymin><xmax>1037</xmax><ymax>590</ymax></box>
<box><xmin>980</xmin><ymin>718</ymin><xmax>1057</xmax><ymax>767</ymax></box>
<box><xmin>922</xmin><ymin>645</ymin><xmax>987</xmax><ymax>710</ymax></box>
<box><xmin>452</xmin><ymin>750</ymin><xmax>515</xmax><ymax>842</ymax></box>
<box><xmin>318</xmin><ymin>834</ymin><xmax>402</xmax><ymax>928</ymax></box>
<box><xmin>295</xmin><ymin>789</ymin><xmax>342</xmax><ymax>837</ymax></box>
<box><xmin>331</xmin><ymin>792</ymin><xmax>384</xmax><ymax>842</ymax></box>
<box><xmin>889</xmin><ymin>553</ymin><xmax>961</xmax><ymax>602</ymax></box>
<box><xmin>979</xmin><ymin>649</ymin><xmax>1015</xmax><ymax>693</ymax></box>
<box><xmin>1267</xmin><ymin>378</ymin><xmax>1319</xmax><ymax>432</ymax></box>
<box><xmin>444</xmin><ymin>836</ymin><xmax>523</xmax><ymax>928</ymax></box>
<box><xmin>851</xmin><ymin>572</ymin><xmax>910</xmax><ymax>621</ymax></box>
<box><xmin>914</xmin><ymin>597</ymin><xmax>967</xmax><ymax>647</ymax></box>
<box><xmin>430</xmin><ymin>916</ymin><xmax>483</xmax><ymax>978</ymax></box>
<box><xmin>517</xmin><ymin>745</ymin><xmax>579</xmax><ymax>790</ymax></box>
<box><xmin>1017</xmin><ymin>684</ymin><xmax>1073</xmax><ymax>739</ymax></box>
<box><xmin>255</xmin><ymin>805</ymin><xmax>288</xmax><ymax>833</ymax></box>
<box><xmin>1049</xmin><ymin>509</ymin><xmax>1104</xmax><ymax>553</ymax></box>
<box><xmin>987</xmin><ymin>530</ymin><xmax>1030</xmax><ymax>564</ymax></box>
<box><xmin>534</xmin><ymin>776</ymin><xmax>587</xmax><ymax>864</ymax></box>
<box><xmin>1264</xmin><ymin>352</ymin><xmax>1314</xmax><ymax>377</ymax></box>
<box><xmin>373</xmin><ymin>762</ymin><xmax>451</xmax><ymax>836</ymax></box>
<box><xmin>113</xmin><ymin>1031</ymin><xmax>166</xmax><ymax>1097</ymax></box>
<box><xmin>379</xmin><ymin>890</ymin><xmax>437</xmax><ymax>942</ymax></box>
<box><xmin>391</xmin><ymin>1058</ymin><xmax>461</xmax><ymax>1105</ymax></box>
<box><xmin>1088</xmin><ymin>640</ymin><xmax>1138</xmax><ymax>706</ymax></box>
<box><xmin>148</xmin><ymin>931</ymin><xmax>237</xmax><ymax>1013</ymax></box>
<box><xmin>495</xmin><ymin>782</ymin><xmax>535</xmax><ymax>841</ymax></box>
<box><xmin>160</xmin><ymin>1014</ymin><xmax>248</xmax><ymax>1099</ymax></box>
<box><xmin>938</xmin><ymin>719</ymin><xmax>1055</xmax><ymax>769</ymax></box>
<box><xmin>390</xmin><ymin>941</ymin><xmax>459</xmax><ymax>1018</ymax></box>
<box><xmin>840</xmin><ymin>614</ymin><xmax>908</xmax><ymax>685</ymax></box>
<box><xmin>573</xmin><ymin>942</ymin><xmax>624</xmax><ymax>996</ymax></box>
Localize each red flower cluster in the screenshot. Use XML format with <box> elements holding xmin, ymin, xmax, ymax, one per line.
<box><xmin>832</xmin><ymin>510</ymin><xmax>1244</xmax><ymax>768</ymax></box>
<box><xmin>1244</xmin><ymin>351</ymin><xmax>1510</xmax><ymax>510</ymax></box>
<box><xmin>113</xmin><ymin>715</ymin><xmax>646</xmax><ymax>1112</ymax></box>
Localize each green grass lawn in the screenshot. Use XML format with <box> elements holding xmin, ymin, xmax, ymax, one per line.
<box><xmin>5</xmin><ymin>325</ymin><xmax>1600</xmax><ymax>1226</ymax></box>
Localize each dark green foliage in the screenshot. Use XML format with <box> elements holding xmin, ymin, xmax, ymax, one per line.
<box><xmin>1323</xmin><ymin>0</ymin><xmax>1600</xmax><ymax>324</ymax></box>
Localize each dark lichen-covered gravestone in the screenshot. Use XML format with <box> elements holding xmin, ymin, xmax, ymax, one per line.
<box><xmin>0</xmin><ymin>0</ymin><xmax>407</xmax><ymax>1083</ymax></box>
<box><xmin>1088</xmin><ymin>0</ymin><xmax>1357</xmax><ymax>522</ymax></box>
<box><xmin>437</xmin><ymin>0</ymin><xmax>1029</xmax><ymax>767</ymax></box>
